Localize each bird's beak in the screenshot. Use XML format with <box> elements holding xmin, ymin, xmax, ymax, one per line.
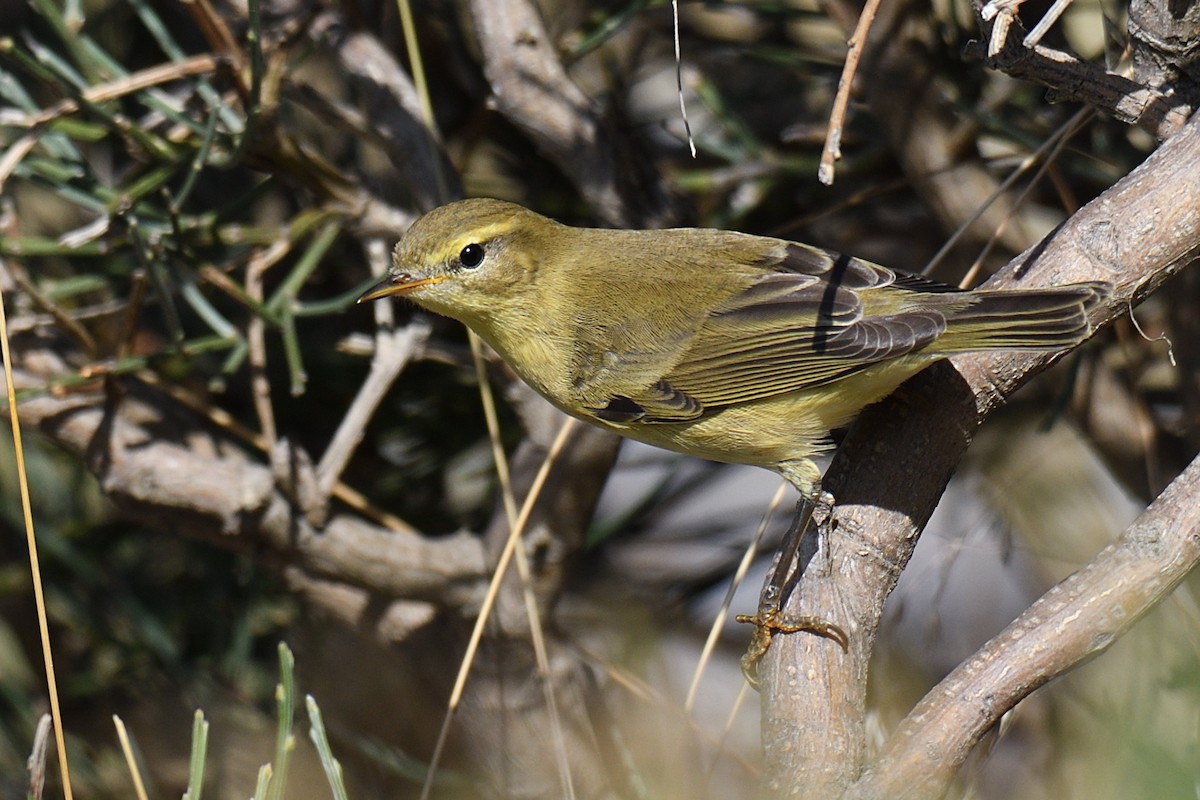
<box><xmin>357</xmin><ymin>273</ymin><xmax>446</xmax><ymax>303</ymax></box>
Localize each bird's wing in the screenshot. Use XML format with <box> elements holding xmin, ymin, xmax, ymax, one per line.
<box><xmin>585</xmin><ymin>245</ymin><xmax>955</xmax><ymax>424</ymax></box>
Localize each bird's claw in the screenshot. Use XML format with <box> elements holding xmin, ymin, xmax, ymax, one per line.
<box><xmin>736</xmin><ymin>609</ymin><xmax>848</xmax><ymax>687</ymax></box>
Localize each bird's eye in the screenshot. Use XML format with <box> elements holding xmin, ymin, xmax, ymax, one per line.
<box><xmin>459</xmin><ymin>243</ymin><xmax>485</xmax><ymax>269</ymax></box>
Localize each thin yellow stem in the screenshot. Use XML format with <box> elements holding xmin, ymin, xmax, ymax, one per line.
<box><xmin>395</xmin><ymin>0</ymin><xmax>451</xmax><ymax>204</ymax></box>
<box><xmin>418</xmin><ymin>332</ymin><xmax>579</xmax><ymax>800</ymax></box>
<box><xmin>396</xmin><ymin>0</ymin><xmax>434</xmax><ymax>131</ymax></box>
<box><xmin>0</xmin><ymin>282</ymin><xmax>74</xmax><ymax>798</ymax></box>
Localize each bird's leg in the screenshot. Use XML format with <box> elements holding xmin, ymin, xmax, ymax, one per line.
<box><xmin>736</xmin><ymin>490</ymin><xmax>846</xmax><ymax>686</ymax></box>
<box><xmin>812</xmin><ymin>489</ymin><xmax>836</xmax><ymax>575</ymax></box>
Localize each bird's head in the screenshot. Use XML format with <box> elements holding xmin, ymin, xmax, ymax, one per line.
<box><xmin>358</xmin><ymin>198</ymin><xmax>557</xmax><ymax>324</ymax></box>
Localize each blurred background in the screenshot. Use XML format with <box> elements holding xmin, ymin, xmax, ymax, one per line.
<box><xmin>1</xmin><ymin>0</ymin><xmax>1197</xmax><ymax>796</ymax></box>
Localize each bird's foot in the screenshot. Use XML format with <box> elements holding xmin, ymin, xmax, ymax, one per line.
<box><xmin>736</xmin><ymin>608</ymin><xmax>847</xmax><ymax>687</ymax></box>
<box><xmin>735</xmin><ymin>487</ymin><xmax>845</xmax><ymax>687</ymax></box>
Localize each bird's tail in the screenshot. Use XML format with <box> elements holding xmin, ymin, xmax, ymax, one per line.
<box><xmin>938</xmin><ymin>281</ymin><xmax>1109</xmax><ymax>352</ymax></box>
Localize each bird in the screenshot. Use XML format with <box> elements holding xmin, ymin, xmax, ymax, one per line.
<box><xmin>358</xmin><ymin>197</ymin><xmax>1107</xmax><ymax>669</ymax></box>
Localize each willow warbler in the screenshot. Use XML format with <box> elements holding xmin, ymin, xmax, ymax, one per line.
<box><xmin>359</xmin><ymin>198</ymin><xmax>1106</xmax><ymax>500</ymax></box>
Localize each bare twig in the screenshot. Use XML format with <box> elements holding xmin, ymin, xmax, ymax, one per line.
<box><xmin>1022</xmin><ymin>0</ymin><xmax>1075</xmax><ymax>47</ymax></box>
<box><xmin>979</xmin><ymin>0</ymin><xmax>1025</xmax><ymax>56</ymax></box>
<box><xmin>939</xmin><ymin>108</ymin><xmax>1095</xmax><ymax>285</ymax></box>
<box><xmin>671</xmin><ymin>0</ymin><xmax>697</xmax><ymax>159</ymax></box>
<box><xmin>134</xmin><ymin>369</ymin><xmax>420</xmax><ymax>533</ymax></box>
<box><xmin>315</xmin><ymin>239</ymin><xmax>431</xmax><ymax>500</ymax></box>
<box><xmin>246</xmin><ymin>239</ymin><xmax>291</xmax><ymax>449</ymax></box>
<box><xmin>819</xmin><ymin>0</ymin><xmax>884</xmax><ymax>185</ymax></box>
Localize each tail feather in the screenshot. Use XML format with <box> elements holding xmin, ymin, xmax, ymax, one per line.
<box><xmin>938</xmin><ymin>281</ymin><xmax>1108</xmax><ymax>352</ymax></box>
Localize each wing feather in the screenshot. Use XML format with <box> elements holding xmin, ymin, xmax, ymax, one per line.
<box><xmin>607</xmin><ymin>248</ymin><xmax>955</xmax><ymax>422</ymax></box>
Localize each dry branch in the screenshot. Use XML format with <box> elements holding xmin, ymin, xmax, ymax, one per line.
<box><xmin>9</xmin><ymin>347</ymin><xmax>487</xmax><ymax>632</ymax></box>
<box><xmin>758</xmin><ymin>106</ymin><xmax>1200</xmax><ymax>798</ymax></box>
<box><xmin>850</xmin><ymin>450</ymin><xmax>1200</xmax><ymax>798</ymax></box>
<box><xmin>466</xmin><ymin>0</ymin><xmax>679</xmax><ymax>228</ymax></box>
<box><xmin>977</xmin><ymin>0</ymin><xmax>1196</xmax><ymax>140</ymax></box>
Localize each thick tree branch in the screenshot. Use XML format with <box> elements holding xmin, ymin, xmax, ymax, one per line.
<box><xmin>850</xmin><ymin>450</ymin><xmax>1200</xmax><ymax>798</ymax></box>
<box><xmin>758</xmin><ymin>104</ymin><xmax>1200</xmax><ymax>797</ymax></box>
